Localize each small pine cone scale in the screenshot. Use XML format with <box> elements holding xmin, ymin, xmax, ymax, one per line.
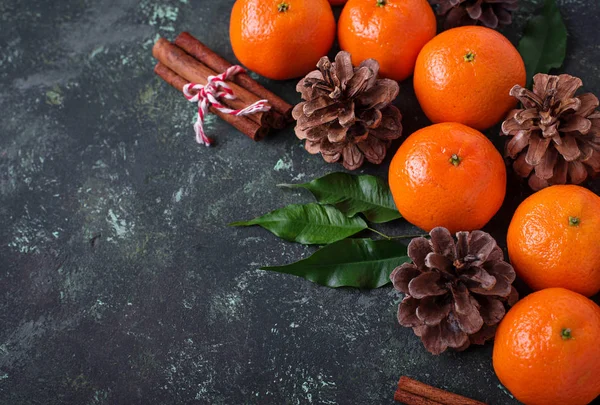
<box><xmin>501</xmin><ymin>73</ymin><xmax>600</xmax><ymax>190</ymax></box>
<box><xmin>390</xmin><ymin>227</ymin><xmax>518</xmax><ymax>355</ymax></box>
<box><xmin>293</xmin><ymin>51</ymin><xmax>403</xmax><ymax>170</ymax></box>
<box><xmin>430</xmin><ymin>0</ymin><xmax>518</xmax><ymax>29</ymax></box>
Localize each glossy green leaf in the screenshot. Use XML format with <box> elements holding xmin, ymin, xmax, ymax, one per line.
<box><xmin>518</xmin><ymin>0</ymin><xmax>567</xmax><ymax>86</ymax></box>
<box><xmin>230</xmin><ymin>203</ymin><xmax>367</xmax><ymax>245</ymax></box>
<box><xmin>280</xmin><ymin>172</ymin><xmax>401</xmax><ymax>224</ymax></box>
<box><xmin>261</xmin><ymin>238</ymin><xmax>410</xmax><ymax>288</ymax></box>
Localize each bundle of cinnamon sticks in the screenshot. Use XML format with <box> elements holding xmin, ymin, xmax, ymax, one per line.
<box><xmin>152</xmin><ymin>32</ymin><xmax>293</xmax><ymax>141</ymax></box>
<box><xmin>395</xmin><ymin>376</ymin><xmax>487</xmax><ymax>405</ymax></box>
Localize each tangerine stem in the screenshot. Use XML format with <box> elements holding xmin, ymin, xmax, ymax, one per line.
<box><xmin>277</xmin><ymin>2</ymin><xmax>289</xmax><ymax>12</ymax></box>
<box><xmin>561</xmin><ymin>328</ymin><xmax>572</xmax><ymax>340</ymax></box>
<box><xmin>449</xmin><ymin>154</ymin><xmax>461</xmax><ymax>166</ymax></box>
<box><xmin>376</xmin><ymin>0</ymin><xmax>387</xmax><ymax>6</ymax></box>
<box><xmin>464</xmin><ymin>51</ymin><xmax>476</xmax><ymax>62</ymax></box>
<box><xmin>569</xmin><ymin>216</ymin><xmax>580</xmax><ymax>226</ymax></box>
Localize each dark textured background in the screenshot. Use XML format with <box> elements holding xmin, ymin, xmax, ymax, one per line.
<box><xmin>1</xmin><ymin>0</ymin><xmax>599</xmax><ymax>404</ymax></box>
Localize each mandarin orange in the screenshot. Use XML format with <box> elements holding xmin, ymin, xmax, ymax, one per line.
<box><xmin>389</xmin><ymin>123</ymin><xmax>506</xmax><ymax>233</ymax></box>
<box><xmin>507</xmin><ymin>185</ymin><xmax>600</xmax><ymax>297</ymax></box>
<box><xmin>493</xmin><ymin>288</ymin><xmax>600</xmax><ymax>405</ymax></box>
<box><xmin>414</xmin><ymin>26</ymin><xmax>526</xmax><ymax>130</ymax></box>
<box><xmin>230</xmin><ymin>0</ymin><xmax>335</xmax><ymax>80</ymax></box>
<box><xmin>338</xmin><ymin>0</ymin><xmax>436</xmax><ymax>82</ymax></box>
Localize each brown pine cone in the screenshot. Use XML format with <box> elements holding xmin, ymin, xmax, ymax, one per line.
<box><xmin>501</xmin><ymin>73</ymin><xmax>600</xmax><ymax>190</ymax></box>
<box><xmin>430</xmin><ymin>0</ymin><xmax>518</xmax><ymax>29</ymax></box>
<box><xmin>292</xmin><ymin>51</ymin><xmax>403</xmax><ymax>170</ymax></box>
<box><xmin>390</xmin><ymin>227</ymin><xmax>518</xmax><ymax>355</ymax></box>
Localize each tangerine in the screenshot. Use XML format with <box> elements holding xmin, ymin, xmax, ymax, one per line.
<box><xmin>493</xmin><ymin>288</ymin><xmax>600</xmax><ymax>405</ymax></box>
<box><xmin>414</xmin><ymin>26</ymin><xmax>526</xmax><ymax>130</ymax></box>
<box><xmin>338</xmin><ymin>0</ymin><xmax>436</xmax><ymax>82</ymax></box>
<box><xmin>389</xmin><ymin>123</ymin><xmax>506</xmax><ymax>233</ymax></box>
<box><xmin>230</xmin><ymin>0</ymin><xmax>335</xmax><ymax>80</ymax></box>
<box><xmin>507</xmin><ymin>185</ymin><xmax>600</xmax><ymax>297</ymax></box>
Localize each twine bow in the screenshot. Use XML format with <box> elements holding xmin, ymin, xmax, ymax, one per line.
<box><xmin>182</xmin><ymin>65</ymin><xmax>270</xmax><ymax>146</ymax></box>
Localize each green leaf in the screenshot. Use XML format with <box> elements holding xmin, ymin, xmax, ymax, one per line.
<box><xmin>230</xmin><ymin>203</ymin><xmax>367</xmax><ymax>245</ymax></box>
<box><xmin>518</xmin><ymin>0</ymin><xmax>568</xmax><ymax>86</ymax></box>
<box><xmin>280</xmin><ymin>172</ymin><xmax>401</xmax><ymax>224</ymax></box>
<box><xmin>261</xmin><ymin>238</ymin><xmax>410</xmax><ymax>288</ymax></box>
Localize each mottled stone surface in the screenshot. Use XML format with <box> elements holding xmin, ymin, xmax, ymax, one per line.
<box><xmin>0</xmin><ymin>0</ymin><xmax>598</xmax><ymax>404</ymax></box>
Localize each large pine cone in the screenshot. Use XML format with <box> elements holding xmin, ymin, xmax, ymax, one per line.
<box><xmin>430</xmin><ymin>0</ymin><xmax>518</xmax><ymax>29</ymax></box>
<box><xmin>501</xmin><ymin>73</ymin><xmax>600</xmax><ymax>190</ymax></box>
<box><xmin>292</xmin><ymin>51</ymin><xmax>403</xmax><ymax>170</ymax></box>
<box><xmin>390</xmin><ymin>227</ymin><xmax>518</xmax><ymax>355</ymax></box>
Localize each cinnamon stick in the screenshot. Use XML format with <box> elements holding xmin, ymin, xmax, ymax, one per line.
<box><xmin>174</xmin><ymin>32</ymin><xmax>294</xmax><ymax>120</ymax></box>
<box><xmin>152</xmin><ymin>38</ymin><xmax>269</xmax><ymax>128</ymax></box>
<box><xmin>396</xmin><ymin>377</ymin><xmax>487</xmax><ymax>405</ymax></box>
<box><xmin>394</xmin><ymin>390</ymin><xmax>443</xmax><ymax>405</ymax></box>
<box><xmin>154</xmin><ymin>62</ymin><xmax>268</xmax><ymax>141</ymax></box>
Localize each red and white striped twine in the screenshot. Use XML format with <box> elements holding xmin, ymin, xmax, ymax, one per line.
<box><xmin>182</xmin><ymin>65</ymin><xmax>271</xmax><ymax>146</ymax></box>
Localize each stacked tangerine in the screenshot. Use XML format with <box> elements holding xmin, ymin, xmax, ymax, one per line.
<box><xmin>229</xmin><ymin>1</ymin><xmax>600</xmax><ymax>404</ymax></box>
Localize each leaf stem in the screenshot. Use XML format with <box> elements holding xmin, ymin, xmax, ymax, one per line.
<box><xmin>367</xmin><ymin>227</ymin><xmax>391</xmax><ymax>240</ymax></box>
<box><xmin>389</xmin><ymin>234</ymin><xmax>428</xmax><ymax>240</ymax></box>
<box><xmin>367</xmin><ymin>228</ymin><xmax>426</xmax><ymax>241</ymax></box>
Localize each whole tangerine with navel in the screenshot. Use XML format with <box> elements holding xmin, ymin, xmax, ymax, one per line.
<box><xmin>389</xmin><ymin>122</ymin><xmax>506</xmax><ymax>233</ymax></box>
<box><xmin>507</xmin><ymin>184</ymin><xmax>600</xmax><ymax>297</ymax></box>
<box><xmin>414</xmin><ymin>26</ymin><xmax>526</xmax><ymax>130</ymax></box>
<box><xmin>338</xmin><ymin>0</ymin><xmax>437</xmax><ymax>82</ymax></box>
<box><xmin>493</xmin><ymin>288</ymin><xmax>600</xmax><ymax>405</ymax></box>
<box><xmin>230</xmin><ymin>0</ymin><xmax>336</xmax><ymax>80</ymax></box>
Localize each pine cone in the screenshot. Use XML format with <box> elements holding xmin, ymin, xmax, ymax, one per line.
<box><xmin>292</xmin><ymin>51</ymin><xmax>403</xmax><ymax>170</ymax></box>
<box><xmin>501</xmin><ymin>73</ymin><xmax>600</xmax><ymax>190</ymax></box>
<box><xmin>430</xmin><ymin>0</ymin><xmax>518</xmax><ymax>29</ymax></box>
<box><xmin>390</xmin><ymin>227</ymin><xmax>518</xmax><ymax>355</ymax></box>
